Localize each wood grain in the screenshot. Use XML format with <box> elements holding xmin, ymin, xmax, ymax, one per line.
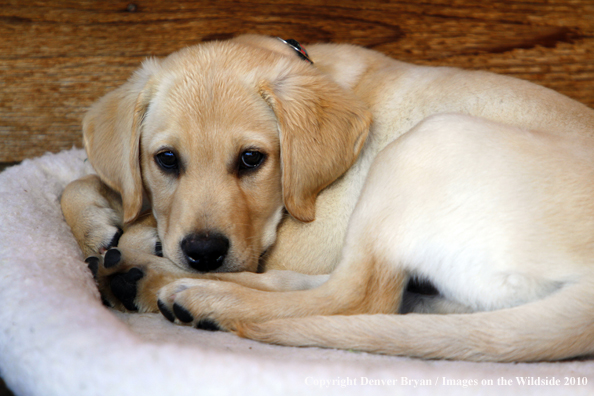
<box><xmin>2</xmin><ymin>0</ymin><xmax>594</xmax><ymax>162</ymax></box>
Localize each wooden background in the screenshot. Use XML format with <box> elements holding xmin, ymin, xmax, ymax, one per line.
<box><xmin>1</xmin><ymin>0</ymin><xmax>594</xmax><ymax>163</ymax></box>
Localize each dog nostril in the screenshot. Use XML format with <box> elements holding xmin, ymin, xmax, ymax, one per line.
<box><xmin>181</xmin><ymin>233</ymin><xmax>230</xmax><ymax>272</ymax></box>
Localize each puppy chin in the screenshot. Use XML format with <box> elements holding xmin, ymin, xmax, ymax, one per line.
<box><xmin>218</xmin><ymin>254</ymin><xmax>259</xmax><ymax>273</ymax></box>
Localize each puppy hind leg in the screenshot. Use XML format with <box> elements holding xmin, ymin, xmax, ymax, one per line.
<box><xmin>294</xmin><ymin>245</ymin><xmax>408</xmax><ymax>316</ymax></box>
<box><xmin>317</xmin><ymin>198</ymin><xmax>411</xmax><ymax>315</ymax></box>
<box><xmin>289</xmin><ymin>231</ymin><xmax>410</xmax><ymax>316</ymax></box>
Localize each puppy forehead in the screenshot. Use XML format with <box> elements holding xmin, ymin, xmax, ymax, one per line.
<box><xmin>144</xmin><ymin>71</ymin><xmax>279</xmax><ymax>154</ymax></box>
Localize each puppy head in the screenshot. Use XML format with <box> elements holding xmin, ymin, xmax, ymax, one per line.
<box><xmin>83</xmin><ymin>35</ymin><xmax>371</xmax><ymax>271</ymax></box>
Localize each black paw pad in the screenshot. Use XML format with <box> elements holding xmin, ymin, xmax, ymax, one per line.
<box><xmin>85</xmin><ymin>256</ymin><xmax>99</xmax><ymax>277</ymax></box>
<box><xmin>104</xmin><ymin>248</ymin><xmax>122</xmax><ymax>268</ymax></box>
<box><xmin>196</xmin><ymin>319</ymin><xmax>221</xmax><ymax>332</ymax></box>
<box><xmin>109</xmin><ymin>268</ymin><xmax>144</xmax><ymax>311</ymax></box>
<box><xmin>158</xmin><ymin>300</ymin><xmax>175</xmax><ymax>323</ymax></box>
<box><xmin>172</xmin><ymin>303</ymin><xmax>194</xmax><ymax>323</ymax></box>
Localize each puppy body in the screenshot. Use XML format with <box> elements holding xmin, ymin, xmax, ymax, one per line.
<box><xmin>61</xmin><ymin>35</ymin><xmax>594</xmax><ymax>361</ymax></box>
<box><xmin>265</xmin><ymin>42</ymin><xmax>594</xmax><ymax>275</ymax></box>
<box><xmin>237</xmin><ymin>114</ymin><xmax>594</xmax><ymax>361</ymax></box>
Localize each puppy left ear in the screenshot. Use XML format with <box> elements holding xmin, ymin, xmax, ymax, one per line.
<box><xmin>260</xmin><ymin>71</ymin><xmax>371</xmax><ymax>222</ymax></box>
<box><xmin>83</xmin><ymin>59</ymin><xmax>161</xmax><ymax>224</ymax></box>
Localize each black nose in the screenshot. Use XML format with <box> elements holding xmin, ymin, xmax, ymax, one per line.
<box><xmin>181</xmin><ymin>233</ymin><xmax>230</xmax><ymax>272</ymax></box>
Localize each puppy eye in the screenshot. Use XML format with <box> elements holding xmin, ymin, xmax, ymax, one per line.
<box><xmin>240</xmin><ymin>150</ymin><xmax>265</xmax><ymax>171</ymax></box>
<box><xmin>155</xmin><ymin>151</ymin><xmax>178</xmax><ymax>172</ymax></box>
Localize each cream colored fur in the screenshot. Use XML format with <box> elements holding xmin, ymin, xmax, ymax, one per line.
<box><xmin>61</xmin><ymin>35</ymin><xmax>594</xmax><ymax>362</ymax></box>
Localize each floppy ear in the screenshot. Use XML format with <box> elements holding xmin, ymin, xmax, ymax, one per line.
<box><xmin>82</xmin><ymin>59</ymin><xmax>161</xmax><ymax>224</ymax></box>
<box><xmin>259</xmin><ymin>71</ymin><xmax>371</xmax><ymax>222</ymax></box>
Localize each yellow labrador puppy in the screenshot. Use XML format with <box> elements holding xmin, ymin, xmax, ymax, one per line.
<box><xmin>61</xmin><ymin>35</ymin><xmax>594</xmax><ymax>362</ymax></box>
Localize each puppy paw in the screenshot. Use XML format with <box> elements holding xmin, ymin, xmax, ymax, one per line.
<box><xmin>157</xmin><ymin>300</ymin><xmax>221</xmax><ymax>331</ymax></box>
<box><xmin>87</xmin><ymin>247</ymin><xmax>182</xmax><ymax>313</ymax></box>
<box><xmin>174</xmin><ymin>305</ymin><xmax>222</xmax><ymax>331</ymax></box>
<box><xmin>156</xmin><ymin>279</ymin><xmax>264</xmax><ymax>332</ymax></box>
<box><xmin>109</xmin><ymin>267</ymin><xmax>144</xmax><ymax>311</ymax></box>
<box><xmin>86</xmin><ymin>249</ymin><xmax>140</xmax><ymax>312</ymax></box>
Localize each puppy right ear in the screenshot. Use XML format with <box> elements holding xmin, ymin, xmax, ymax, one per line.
<box><xmin>82</xmin><ymin>59</ymin><xmax>161</xmax><ymax>224</ymax></box>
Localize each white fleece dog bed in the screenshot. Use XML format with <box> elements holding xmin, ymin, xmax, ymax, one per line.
<box><xmin>0</xmin><ymin>148</ymin><xmax>592</xmax><ymax>396</ymax></box>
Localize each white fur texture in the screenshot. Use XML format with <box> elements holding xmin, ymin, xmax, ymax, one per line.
<box><xmin>0</xmin><ymin>149</ymin><xmax>592</xmax><ymax>395</ymax></box>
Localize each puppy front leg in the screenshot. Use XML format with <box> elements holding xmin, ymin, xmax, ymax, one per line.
<box><xmin>93</xmin><ymin>251</ymin><xmax>330</xmax><ymax>313</ymax></box>
<box><xmin>202</xmin><ymin>270</ymin><xmax>329</xmax><ymax>292</ymax></box>
<box><xmin>61</xmin><ymin>174</ymin><xmax>124</xmax><ymax>256</ymax></box>
<box><xmin>155</xmin><ymin>239</ymin><xmax>409</xmax><ymax>331</ymax></box>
